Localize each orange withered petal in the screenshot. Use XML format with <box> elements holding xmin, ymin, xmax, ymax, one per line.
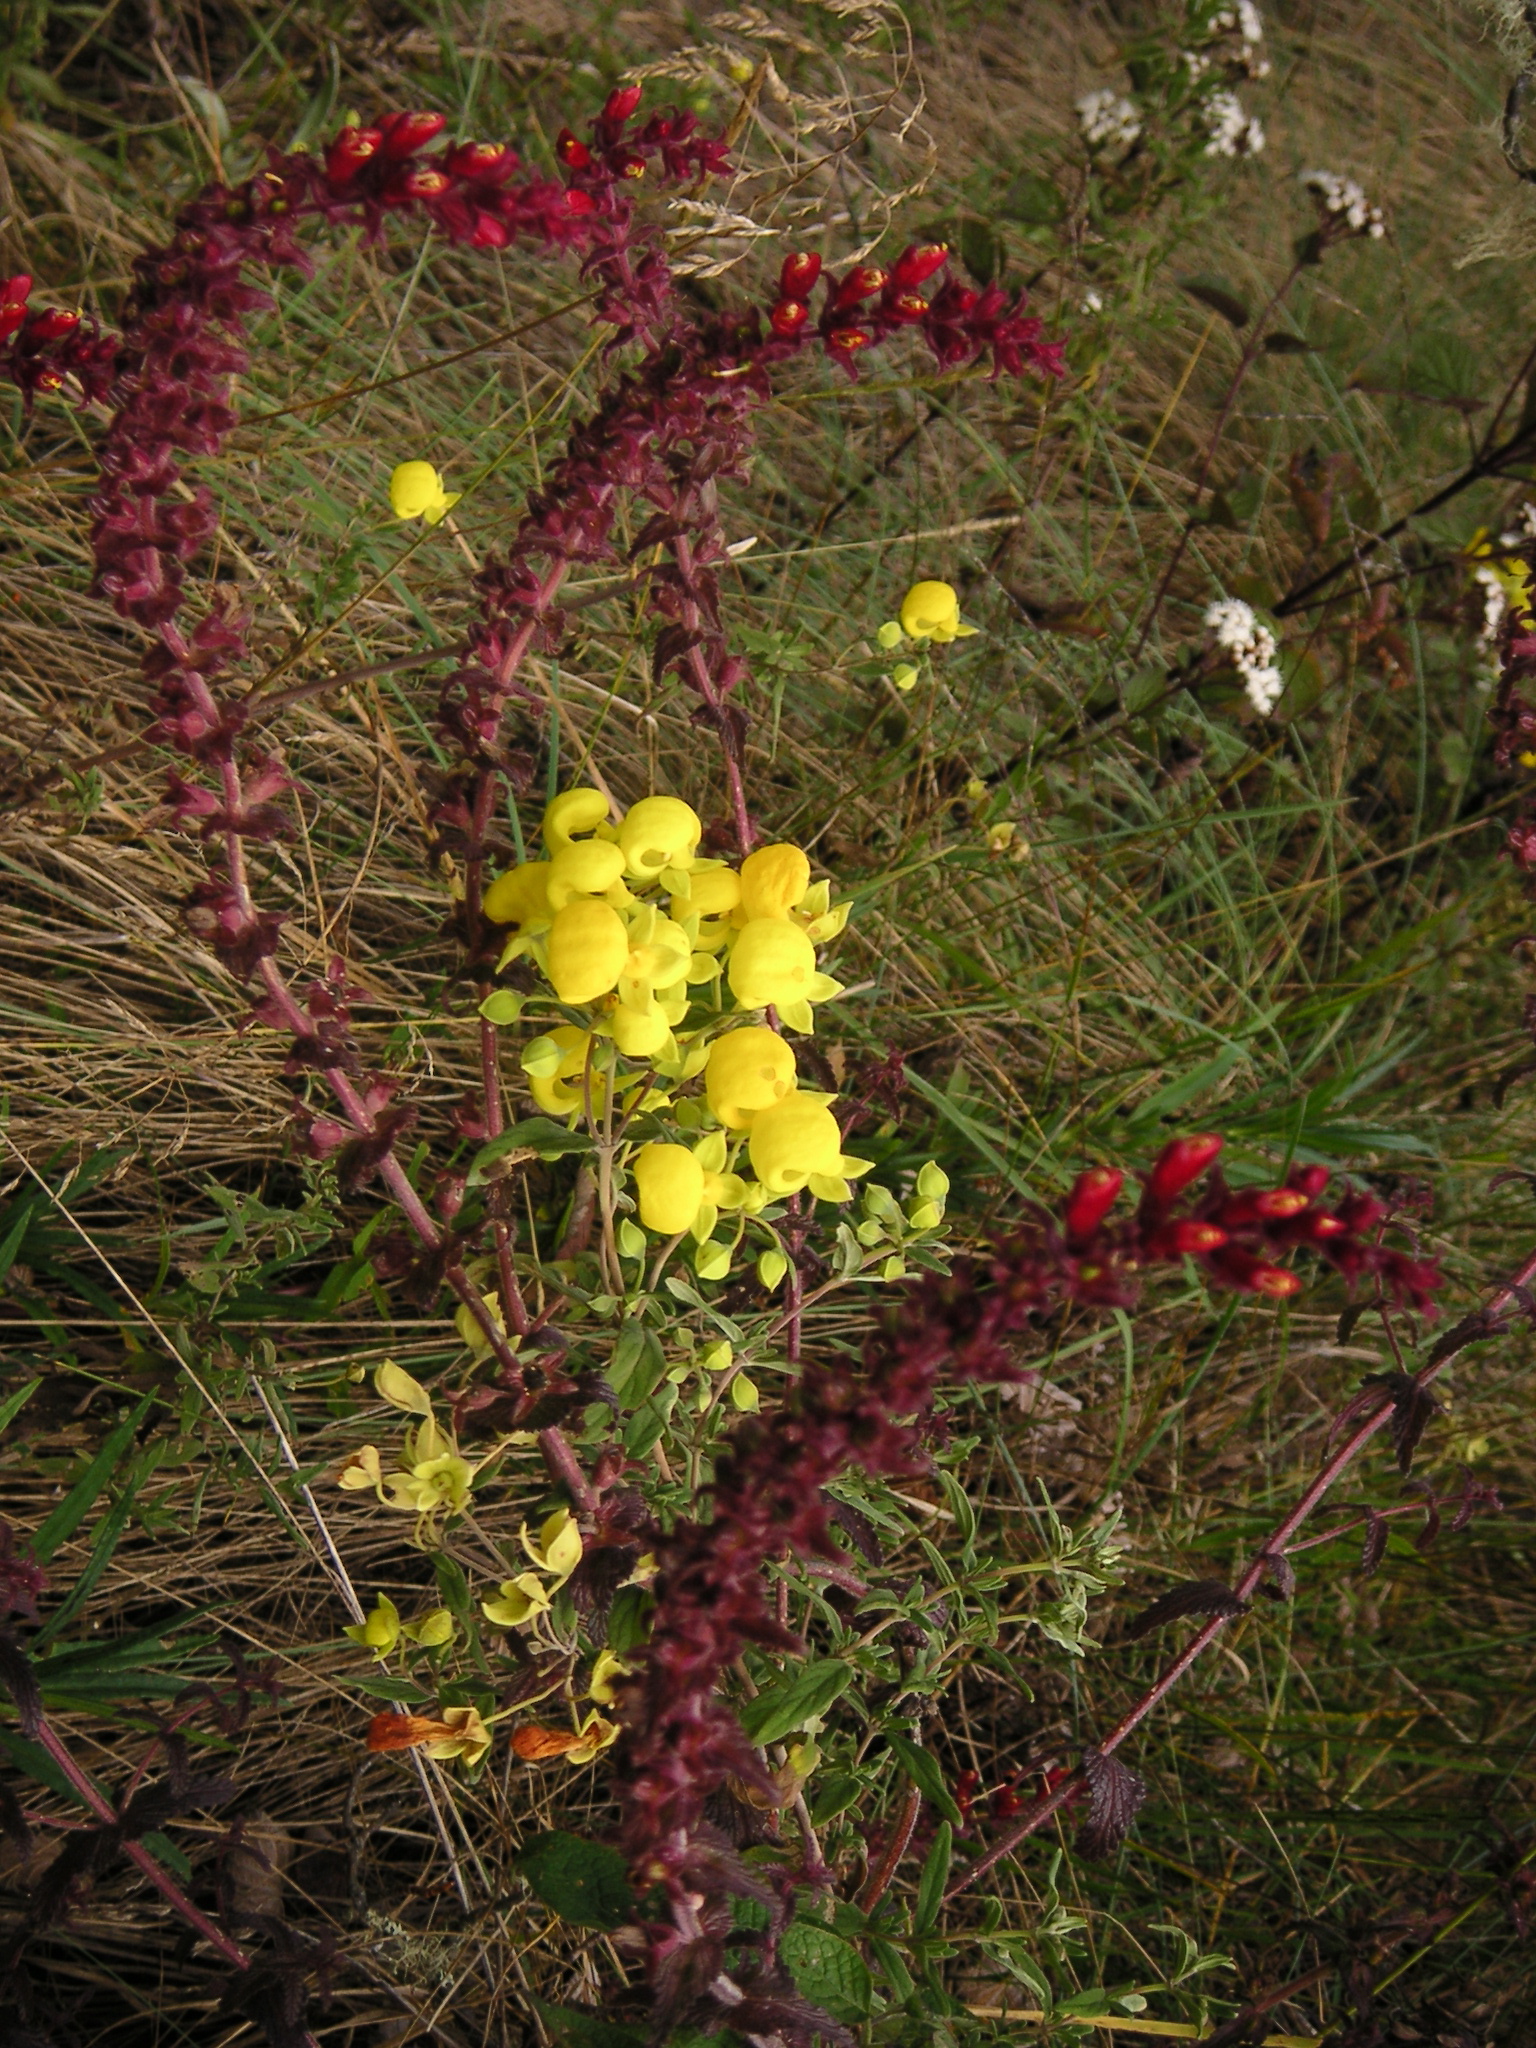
<box><xmin>512</xmin><ymin>1722</ymin><xmax>582</xmax><ymax>1761</ymax></box>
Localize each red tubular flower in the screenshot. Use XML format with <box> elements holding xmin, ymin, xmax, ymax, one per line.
<box><xmin>1144</xmin><ymin>1133</ymin><xmax>1224</xmax><ymax>1208</ymax></box>
<box><xmin>613</xmin><ymin>151</ymin><xmax>648</xmax><ymax>181</ymax></box>
<box><xmin>26</xmin><ymin>308</ymin><xmax>80</xmax><ymax>341</ymax></box>
<box><xmin>769</xmin><ymin>297</ymin><xmax>810</xmax><ymax>337</ymax></box>
<box><xmin>377</xmin><ymin>110</ymin><xmax>448</xmax><ymax>159</ymax></box>
<box><xmin>832</xmin><ymin>263</ymin><xmax>887</xmax><ymax>308</ymax></box>
<box><xmin>892</xmin><ymin>241</ymin><xmax>949</xmax><ymax>289</ymax></box>
<box><xmin>556</xmin><ymin>128</ymin><xmax>594</xmax><ymax>169</ymax></box>
<box><xmin>603</xmin><ymin>83</ymin><xmax>644</xmax><ymax>124</ymax></box>
<box><xmin>1144</xmin><ymin>1219</ymin><xmax>1228</xmax><ymax>1257</ymax></box>
<box><xmin>779</xmin><ymin>250</ymin><xmax>822</xmax><ymax>299</ymax></box>
<box><xmin>392</xmin><ymin>166</ymin><xmax>452</xmax><ymax>201</ymax></box>
<box><xmin>886</xmin><ymin>291</ymin><xmax>931</xmax><ymax>323</ymax></box>
<box><xmin>1063</xmin><ymin>1167</ymin><xmax>1124</xmax><ymax>1241</ymax></box>
<box><xmin>0</xmin><ymin>274</ymin><xmax>34</xmax><ymax>341</ymax></box>
<box><xmin>826</xmin><ymin>325</ymin><xmax>873</xmax><ymax>354</ymax></box>
<box><xmin>445</xmin><ymin>140</ymin><xmax>518</xmax><ymax>183</ymax></box>
<box><xmin>324</xmin><ymin>127</ymin><xmax>382</xmax><ymax>183</ymax></box>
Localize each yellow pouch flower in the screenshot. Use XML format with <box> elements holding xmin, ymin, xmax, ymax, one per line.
<box><xmin>389</xmin><ymin>460</ymin><xmax>460</xmax><ymax>525</ymax></box>
<box><xmin>899</xmin><ymin>579</ymin><xmax>977</xmax><ymax>643</ymax></box>
<box><xmin>483</xmin><ymin>1572</ymin><xmax>554</xmax><ymax>1626</ymax></box>
<box><xmin>548</xmin><ymin>898</ymin><xmax>629</xmax><ymax>1003</ymax></box>
<box><xmin>344</xmin><ymin>1592</ymin><xmax>401</xmax><ymax>1658</ymax></box>
<box><xmin>544</xmin><ymin>787</ymin><xmax>612</xmax><ymax>852</ymax></box>
<box><xmin>728</xmin><ymin>918</ymin><xmax>817</xmax><ymax>1009</ymax></box>
<box><xmin>523</xmin><ymin>1024</ymin><xmax>600</xmax><ymax>1115</ymax></box>
<box><xmin>634</xmin><ymin>1142</ymin><xmax>706</xmax><ymax>1234</ymax></box>
<box><xmin>705</xmin><ymin>1026</ymin><xmax>797</xmax><ymax>1129</ymax></box>
<box><xmin>482</xmin><ymin>861</ymin><xmax>552</xmax><ymax>927</ymax></box>
<box><xmin>739</xmin><ymin>843</ymin><xmax>810</xmax><ymax>921</ymax></box>
<box><xmin>619</xmin><ymin>795</ymin><xmax>702</xmax><ymax>883</ymax></box>
<box><xmin>748</xmin><ymin>1095</ymin><xmax>844</xmax><ymax>1194</ymax></box>
<box><xmin>609</xmin><ymin>1001</ymin><xmax>673</xmax><ymax>1059</ymax></box>
<box><xmin>521</xmin><ymin>1507</ymin><xmax>584</xmax><ymax>1581</ymax></box>
<box><xmin>547</xmin><ymin>840</ymin><xmax>628</xmax><ymax>908</ymax></box>
<box><xmin>672</xmin><ymin>866</ymin><xmax>741</xmax><ymax>951</ymax></box>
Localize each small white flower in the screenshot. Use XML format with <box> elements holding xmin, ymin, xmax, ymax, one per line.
<box><xmin>1204</xmin><ymin>89</ymin><xmax>1265</xmax><ymax>157</ymax></box>
<box><xmin>1077</xmin><ymin>89</ymin><xmax>1142</xmax><ymax>150</ymax></box>
<box><xmin>1204</xmin><ymin>597</ymin><xmax>1284</xmax><ymax>715</ymax></box>
<box><xmin>1236</xmin><ymin>0</ymin><xmax>1265</xmax><ymax>45</ymax></box>
<box><xmin>1080</xmin><ymin>287</ymin><xmax>1105</xmax><ymax>314</ymax></box>
<box><xmin>1301</xmin><ymin>169</ymin><xmax>1386</xmax><ymax>238</ymax></box>
<box><xmin>1474</xmin><ymin>565</ymin><xmax>1507</xmax><ymax>648</ymax></box>
<box><xmin>1180</xmin><ymin>47</ymin><xmax>1211</xmax><ymax>78</ymax></box>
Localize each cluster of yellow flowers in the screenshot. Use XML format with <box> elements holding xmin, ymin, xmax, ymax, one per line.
<box><xmin>336</xmin><ymin>1360</ymin><xmax>498</xmax><ymax>1542</ymax></box>
<box><xmin>485</xmin><ymin>787</ymin><xmax>876</xmax><ymax>1250</ymax></box>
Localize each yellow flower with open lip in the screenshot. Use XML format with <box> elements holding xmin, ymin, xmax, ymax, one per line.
<box><xmin>618</xmin><ymin>795</ymin><xmax>702</xmax><ymax>888</ymax></box>
<box><xmin>421</xmin><ymin>1703</ymin><xmax>491</xmax><ymax>1767</ymax></box>
<box><xmin>482</xmin><ymin>1572</ymin><xmax>555</xmax><ymax>1627</ymax></box>
<box><xmin>633</xmin><ymin>1132</ymin><xmax>754</xmax><ymax>1239</ymax></box>
<box><xmin>384</xmin><ymin>1414</ymin><xmax>475</xmax><ymax>1524</ymax></box>
<box><xmin>739</xmin><ymin>843</ymin><xmax>810</xmax><ymax>921</ymax></box>
<box><xmin>705</xmin><ymin>1026</ymin><xmax>797</xmax><ymax>1129</ymax></box>
<box><xmin>749</xmin><ymin>1094</ymin><xmax>873</xmax><ymax>1201</ymax></box>
<box><xmin>727</xmin><ymin>920</ymin><xmax>844</xmax><ymax>1031</ymax></box>
<box><xmin>544</xmin><ymin>786</ymin><xmax>613</xmax><ymax>853</ymax></box>
<box><xmin>389</xmin><ymin>460</ymin><xmax>461</xmax><ymax>526</ymax></box>
<box><xmin>547</xmin><ymin>898</ymin><xmax>629</xmax><ymax>1003</ymax></box>
<box><xmin>521</xmin><ymin>1506</ymin><xmax>584</xmax><ymax>1583</ymax></box>
<box><xmin>401</xmin><ymin>1607</ymin><xmax>455</xmax><ymax>1648</ymax></box>
<box><xmin>898</xmin><ymin>579</ymin><xmax>978</xmax><ymax>643</ymax></box>
<box><xmin>1467</xmin><ymin>527</ymin><xmax>1535</xmax><ymax>621</ymax></box>
<box><xmin>522</xmin><ymin>1025</ymin><xmax>603</xmax><ymax>1116</ymax></box>
<box><xmin>343</xmin><ymin>1592</ymin><xmax>401</xmax><ymax>1658</ymax></box>
<box><xmin>789</xmin><ymin>879</ymin><xmax>853</xmax><ymax>946</ymax></box>
<box><xmin>482</xmin><ymin>861</ymin><xmax>552</xmax><ymax>929</ymax></box>
<box><xmin>587</xmin><ymin>1649</ymin><xmax>635</xmax><ymax>1706</ymax></box>
<box><xmin>565</xmin><ymin>1710</ymin><xmax>620</xmax><ymax>1765</ymax></box>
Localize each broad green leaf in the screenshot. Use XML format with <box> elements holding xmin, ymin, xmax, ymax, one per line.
<box><xmin>516</xmin><ymin>1831</ymin><xmax>636</xmax><ymax>1930</ymax></box>
<box><xmin>0</xmin><ymin>1377</ymin><xmax>39</xmax><ymax>1436</ymax></box>
<box><xmin>780</xmin><ymin>1920</ymin><xmax>872</xmax><ymax>2022</ymax></box>
<box><xmin>914</xmin><ymin>1821</ymin><xmax>952</xmax><ymax>1936</ymax></box>
<box><xmin>467</xmin><ymin>1119</ymin><xmax>593</xmax><ymax>1184</ymax></box>
<box><xmin>739</xmin><ymin>1659</ymin><xmax>851</xmax><ymax>1746</ymax></box>
<box><xmin>533</xmin><ymin>2002</ymin><xmax>646</xmax><ymax>2048</ymax></box>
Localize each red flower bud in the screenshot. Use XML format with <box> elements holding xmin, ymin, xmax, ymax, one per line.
<box><xmin>892</xmin><ymin>242</ymin><xmax>950</xmax><ymax>289</ymax></box>
<box><xmin>826</xmin><ymin>326</ymin><xmax>873</xmax><ymax>353</ymax></box>
<box><xmin>1</xmin><ymin>273</ymin><xmax>31</xmax><ymax>308</ymax></box>
<box><xmin>563</xmin><ymin>189</ymin><xmax>597</xmax><ymax>215</ymax></box>
<box><xmin>26</xmin><ymin>308</ymin><xmax>79</xmax><ymax>341</ymax></box>
<box><xmin>769</xmin><ymin>297</ymin><xmax>810</xmax><ymax>336</ymax></box>
<box><xmin>1253</xmin><ymin>1264</ymin><xmax>1303</xmax><ymax>1298</ymax></box>
<box><xmin>1255</xmin><ymin>1188</ymin><xmax>1309</xmax><ymax>1219</ymax></box>
<box><xmin>1063</xmin><ymin>1167</ymin><xmax>1123</xmax><ymax>1240</ymax></box>
<box><xmin>325</xmin><ymin>126</ymin><xmax>382</xmax><ymax>182</ymax></box>
<box><xmin>779</xmin><ymin>251</ymin><xmax>823</xmax><ymax>299</ymax></box>
<box><xmin>603</xmin><ymin>83</ymin><xmax>644</xmax><ymax>125</ymax></box>
<box><xmin>1288</xmin><ymin>1165</ymin><xmax>1330</xmax><ymax>1200</ymax></box>
<box><xmin>396</xmin><ymin>165</ymin><xmax>452</xmax><ymax>199</ymax></box>
<box><xmin>834</xmin><ymin>264</ymin><xmax>887</xmax><ymax>307</ymax></box>
<box><xmin>378</xmin><ymin>110</ymin><xmax>448</xmax><ymax>159</ymax></box>
<box><xmin>468</xmin><ymin>213</ymin><xmax>512</xmax><ymax>249</ymax></box>
<box><xmin>1147</xmin><ymin>1219</ymin><xmax>1228</xmax><ymax>1256</ymax></box>
<box><xmin>556</xmin><ymin>128</ymin><xmax>594</xmax><ymax>169</ymax></box>
<box><xmin>33</xmin><ymin>368</ymin><xmax>64</xmax><ymax>392</ymax></box>
<box><xmin>614</xmin><ymin>151</ymin><xmax>648</xmax><ymax>180</ymax></box>
<box><xmin>445</xmin><ymin>140</ymin><xmax>518</xmax><ymax>183</ymax></box>
<box><xmin>1146</xmin><ymin>1133</ymin><xmax>1224</xmax><ymax>1205</ymax></box>
<box><xmin>889</xmin><ymin>292</ymin><xmax>930</xmax><ymax>322</ymax></box>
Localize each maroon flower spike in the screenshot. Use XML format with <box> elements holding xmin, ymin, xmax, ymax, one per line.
<box><xmin>779</xmin><ymin>250</ymin><xmax>823</xmax><ymax>299</ymax></box>
<box><xmin>0</xmin><ymin>273</ymin><xmax>31</xmax><ymax>342</ymax></box>
<box><xmin>377</xmin><ymin>109</ymin><xmax>448</xmax><ymax>158</ymax></box>
<box><xmin>1063</xmin><ymin>1167</ymin><xmax>1124</xmax><ymax>1241</ymax></box>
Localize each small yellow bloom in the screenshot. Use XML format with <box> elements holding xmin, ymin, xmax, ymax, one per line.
<box><xmin>617</xmin><ymin>903</ymin><xmax>693</xmax><ymax>1015</ymax></box>
<box><xmin>422</xmin><ymin>1703</ymin><xmax>492</xmax><ymax>1767</ymax></box>
<box><xmin>521</xmin><ymin>1506</ymin><xmax>584</xmax><ymax>1582</ymax></box>
<box><xmin>728</xmin><ymin>918</ymin><xmax>818</xmax><ymax>1009</ymax></box>
<box><xmin>634</xmin><ymin>1142</ymin><xmax>706</xmax><ymax>1234</ymax></box>
<box><xmin>337</xmin><ymin>1444</ymin><xmax>386</xmax><ymax>1498</ymax></box>
<box><xmin>705</xmin><ymin>1026</ymin><xmax>797</xmax><ymax>1129</ymax></box>
<box><xmin>344</xmin><ymin>1592</ymin><xmax>401</xmax><ymax>1658</ymax></box>
<box><xmin>739</xmin><ymin>843</ymin><xmax>811</xmax><ymax>921</ymax></box>
<box><xmin>483</xmin><ymin>1572</ymin><xmax>554</xmax><ymax>1626</ymax></box>
<box><xmin>587</xmin><ymin>1649</ymin><xmax>635</xmax><ymax>1706</ymax></box>
<box><xmin>523</xmin><ymin>1025</ymin><xmax>602</xmax><ymax>1117</ymax></box>
<box><xmin>618</xmin><ymin>795</ymin><xmax>702</xmax><ymax>885</ymax></box>
<box><xmin>892</xmin><ymin>663</ymin><xmax>920</xmax><ymax>691</ymax></box>
<box><xmin>566</xmin><ymin>1708</ymin><xmax>621</xmax><ymax>1765</ymax></box>
<box><xmin>547</xmin><ymin>839</ymin><xmax>629</xmax><ymax>909</ymax></box>
<box><xmin>400</xmin><ymin>1606</ymin><xmax>455</xmax><ymax>1648</ymax></box>
<box><xmin>544</xmin><ymin>787</ymin><xmax>612</xmax><ymax>852</ymax></box>
<box><xmin>482</xmin><ymin>861</ymin><xmax>552</xmax><ymax>927</ymax></box>
<box><xmin>673</xmin><ymin>866</ymin><xmax>741</xmax><ymax>953</ymax></box>
<box><xmin>389</xmin><ymin>460</ymin><xmax>461</xmax><ymax>526</ymax></box>
<box><xmin>748</xmin><ymin>1095</ymin><xmax>844</xmax><ymax>1194</ymax></box>
<box><xmin>899</xmin><ymin>579</ymin><xmax>977</xmax><ymax>644</ymax></box>
<box><xmin>547</xmin><ymin>899</ymin><xmax>630</xmax><ymax>1003</ymax></box>
<box><xmin>1521</xmin><ymin>751</ymin><xmax>1536</xmax><ymax>769</ymax></box>
<box><xmin>385</xmin><ymin>1449</ymin><xmax>474</xmax><ymax>1522</ymax></box>
<box><xmin>986</xmin><ymin>821</ymin><xmax>1017</xmax><ymax>854</ymax></box>
<box><xmin>609</xmin><ymin>1000</ymin><xmax>673</xmax><ymax>1059</ymax></box>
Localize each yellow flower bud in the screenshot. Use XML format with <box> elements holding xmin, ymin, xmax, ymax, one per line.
<box><xmin>899</xmin><ymin>579</ymin><xmax>978</xmax><ymax>644</ymax></box>
<box><xmin>748</xmin><ymin>1095</ymin><xmax>844</xmax><ymax>1195</ymax></box>
<box><xmin>401</xmin><ymin>1606</ymin><xmax>455</xmax><ymax>1648</ymax></box>
<box><xmin>892</xmin><ymin>664</ymin><xmax>919</xmax><ymax>691</ymax></box>
<box><xmin>610</xmin><ymin>1001</ymin><xmax>672</xmax><ymax>1058</ymax></box>
<box><xmin>673</xmin><ymin>866</ymin><xmax>741</xmax><ymax>950</ymax></box>
<box><xmin>389</xmin><ymin>460</ymin><xmax>461</xmax><ymax>525</ymax></box>
<box><xmin>548</xmin><ymin>899</ymin><xmax>628</xmax><ymax>1003</ymax></box>
<box><xmin>547</xmin><ymin>840</ymin><xmax>627</xmax><ymax>907</ymax></box>
<box><xmin>728</xmin><ymin>918</ymin><xmax>817</xmax><ymax>1009</ymax></box>
<box><xmin>544</xmin><ymin>787</ymin><xmax>611</xmax><ymax>852</ymax></box>
<box><xmin>633</xmin><ymin>1142</ymin><xmax>705</xmax><ymax>1234</ymax></box>
<box><xmin>482</xmin><ymin>861</ymin><xmax>552</xmax><ymax>927</ymax></box>
<box><xmin>705</xmin><ymin>1026</ymin><xmax>797</xmax><ymax>1129</ymax></box>
<box><xmin>739</xmin><ymin>843</ymin><xmax>811</xmax><ymax>920</ymax></box>
<box><xmin>343</xmin><ymin>1592</ymin><xmax>401</xmax><ymax>1657</ymax></box>
<box><xmin>619</xmin><ymin>795</ymin><xmax>702</xmax><ymax>881</ymax></box>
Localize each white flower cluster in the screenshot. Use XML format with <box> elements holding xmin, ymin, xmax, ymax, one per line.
<box><xmin>1301</xmin><ymin>169</ymin><xmax>1386</xmax><ymax>238</ymax></box>
<box><xmin>1203</xmin><ymin>88</ymin><xmax>1265</xmax><ymax>157</ymax></box>
<box><xmin>1205</xmin><ymin>596</ymin><xmax>1284</xmax><ymax>714</ymax></box>
<box><xmin>1077</xmin><ymin>89</ymin><xmax>1142</xmax><ymax>150</ymax></box>
<box><xmin>1215</xmin><ymin>0</ymin><xmax>1270</xmax><ymax>73</ymax></box>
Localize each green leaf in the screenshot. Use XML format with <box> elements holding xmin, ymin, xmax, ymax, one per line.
<box><xmin>1179</xmin><ymin>275</ymin><xmax>1250</xmax><ymax>327</ymax></box>
<box><xmin>780</xmin><ymin>1920</ymin><xmax>873</xmax><ymax>2022</ymax></box>
<box><xmin>998</xmin><ymin>172</ymin><xmax>1065</xmax><ymax>227</ymax></box>
<box><xmin>809</xmin><ymin>1773</ymin><xmax>864</xmax><ymax>1826</ymax></box>
<box><xmin>739</xmin><ymin>1659</ymin><xmax>852</xmax><ymax>1745</ymax></box>
<box><xmin>0</xmin><ymin>1377</ymin><xmax>39</xmax><ymax>1436</ymax></box>
<box><xmin>36</xmin><ymin>1444</ymin><xmax>166</xmax><ymax>1645</ymax></box>
<box><xmin>913</xmin><ymin>1821</ymin><xmax>952</xmax><ymax>1936</ymax></box>
<box><xmin>534</xmin><ymin>2001</ymin><xmax>647</xmax><ymax>2048</ymax></box>
<box><xmin>869</xmin><ymin>1934</ymin><xmax>915</xmax><ymax>2004</ymax></box>
<box><xmin>607</xmin><ymin>1322</ymin><xmax>666</xmax><ymax>1409</ymax></box>
<box><xmin>350</xmin><ymin>1673</ymin><xmax>433</xmax><ymax>1703</ymax></box>
<box><xmin>434</xmin><ymin>1552</ymin><xmax>473</xmax><ymax>1619</ymax></box>
<box><xmin>478</xmin><ymin>989</ymin><xmax>526</xmax><ymax>1024</ymax></box>
<box><xmin>606</xmin><ymin>1586</ymin><xmax>654</xmax><ymax>1656</ymax></box>
<box><xmin>467</xmin><ymin>1120</ymin><xmax>593</xmax><ymax>1183</ymax></box>
<box><xmin>31</xmin><ymin>1393</ymin><xmax>155</xmax><ymax>1563</ymax></box>
<box><xmin>884</xmin><ymin>1731</ymin><xmax>962</xmax><ymax>1825</ymax></box>
<box><xmin>516</xmin><ymin>1831</ymin><xmax>636</xmax><ymax>1930</ymax></box>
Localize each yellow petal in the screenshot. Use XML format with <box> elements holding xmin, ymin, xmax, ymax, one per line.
<box><xmin>376</xmin><ymin>1361</ymin><xmax>432</xmax><ymax>1416</ymax></box>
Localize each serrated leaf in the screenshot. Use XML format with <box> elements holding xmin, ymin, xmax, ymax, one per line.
<box><xmin>739</xmin><ymin>1659</ymin><xmax>851</xmax><ymax>1746</ymax></box>
<box><xmin>1076</xmin><ymin>1749</ymin><xmax>1146</xmax><ymax>1859</ymax></box>
<box><xmin>516</xmin><ymin>1831</ymin><xmax>636</xmax><ymax>1930</ymax></box>
<box><xmin>1124</xmin><ymin>1579</ymin><xmax>1246</xmax><ymax>1640</ymax></box>
<box><xmin>780</xmin><ymin>1919</ymin><xmax>873</xmax><ymax>2022</ymax></box>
